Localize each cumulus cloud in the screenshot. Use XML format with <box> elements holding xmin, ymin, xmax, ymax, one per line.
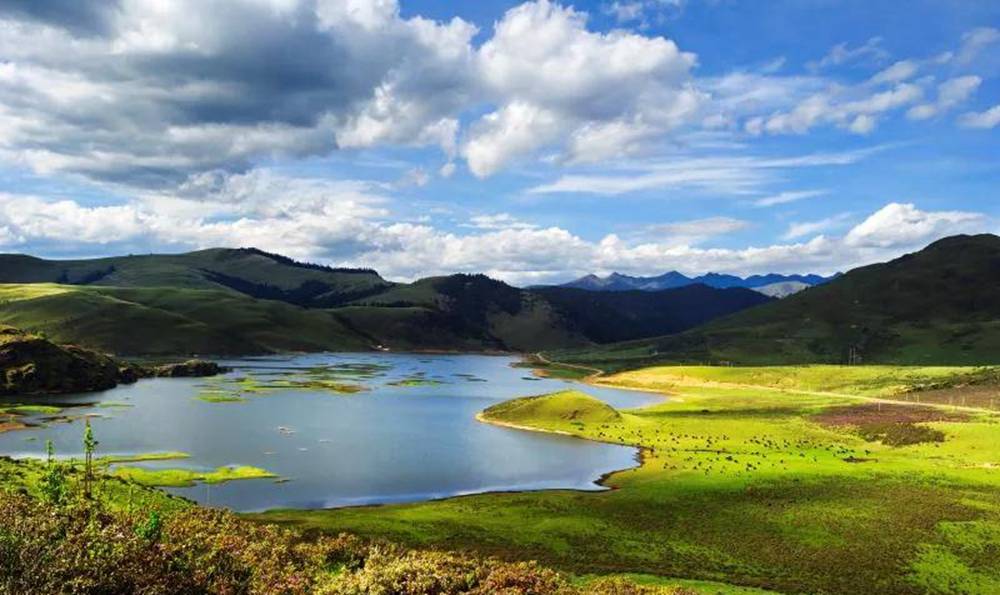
<box><xmin>844</xmin><ymin>202</ymin><xmax>984</xmax><ymax>248</ymax></box>
<box><xmin>869</xmin><ymin>60</ymin><xmax>919</xmax><ymax>85</ymax></box>
<box><xmin>0</xmin><ymin>178</ymin><xmax>987</xmax><ymax>284</ymax></box>
<box><xmin>955</xmin><ymin>27</ymin><xmax>1000</xmax><ymax>64</ymax></box>
<box><xmin>958</xmin><ymin>104</ymin><xmax>1000</xmax><ymax>129</ymax></box>
<box><xmin>0</xmin><ymin>0</ymin><xmax>707</xmax><ymax>188</ymax></box>
<box><xmin>464</xmin><ymin>0</ymin><xmax>702</xmax><ymax>176</ymax></box>
<box><xmin>753</xmin><ymin>83</ymin><xmax>923</xmax><ymax>136</ymax></box>
<box><xmin>732</xmin><ymin>28</ymin><xmax>994</xmax><ymax>136</ymax></box>
<box><xmin>0</xmin><ymin>0</ymin><xmax>480</xmax><ymax>188</ymax></box>
<box><xmin>906</xmin><ymin>76</ymin><xmax>981</xmax><ymax>120</ymax></box>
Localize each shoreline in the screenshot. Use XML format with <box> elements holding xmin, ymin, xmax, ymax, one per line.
<box><xmin>473</xmin><ymin>411</ymin><xmax>650</xmax><ymax>491</ymax></box>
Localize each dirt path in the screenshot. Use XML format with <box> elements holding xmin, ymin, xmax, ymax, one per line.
<box><xmin>533</xmin><ymin>352</ymin><xmax>604</xmax><ymax>380</ymax></box>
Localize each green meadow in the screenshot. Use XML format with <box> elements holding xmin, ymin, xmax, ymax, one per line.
<box><xmin>258</xmin><ymin>365</ymin><xmax>1000</xmax><ymax>594</ymax></box>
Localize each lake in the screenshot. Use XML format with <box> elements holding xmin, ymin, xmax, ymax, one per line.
<box><xmin>0</xmin><ymin>353</ymin><xmax>660</xmax><ymax>512</ymax></box>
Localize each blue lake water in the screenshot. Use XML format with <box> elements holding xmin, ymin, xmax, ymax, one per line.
<box><xmin>0</xmin><ymin>353</ymin><xmax>659</xmax><ymax>512</ymax></box>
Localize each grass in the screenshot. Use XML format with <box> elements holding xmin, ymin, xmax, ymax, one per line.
<box><xmin>481</xmin><ymin>390</ymin><xmax>621</xmax><ymax>426</ymax></box>
<box><xmin>256</xmin><ymin>365</ymin><xmax>1000</xmax><ymax>595</ymax></box>
<box><xmin>112</xmin><ymin>464</ymin><xmax>277</xmax><ymax>487</ymax></box>
<box><xmin>196</xmin><ymin>393</ymin><xmax>247</xmax><ymax>403</ymax></box>
<box><xmin>0</xmin><ymin>283</ymin><xmax>372</xmax><ymax>355</ymax></box>
<box><xmin>98</xmin><ymin>452</ymin><xmax>190</xmax><ymax>464</ymax></box>
<box><xmin>1</xmin><ymin>404</ymin><xmax>63</xmax><ymax>415</ymax></box>
<box><xmin>196</xmin><ymin>366</ymin><xmax>375</xmax><ymax>401</ymax></box>
<box><xmin>388</xmin><ymin>378</ymin><xmax>446</xmax><ymax>387</ymax></box>
<box><xmin>600</xmin><ymin>364</ymin><xmax>999</xmax><ymax>398</ymax></box>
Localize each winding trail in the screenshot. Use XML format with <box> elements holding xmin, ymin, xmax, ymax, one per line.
<box><xmin>532</xmin><ymin>352</ymin><xmax>604</xmax><ymax>380</ymax></box>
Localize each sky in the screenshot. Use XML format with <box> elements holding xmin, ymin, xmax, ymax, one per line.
<box><xmin>0</xmin><ymin>0</ymin><xmax>997</xmax><ymax>284</ymax></box>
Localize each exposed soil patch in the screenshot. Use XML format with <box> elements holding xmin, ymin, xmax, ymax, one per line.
<box><xmin>903</xmin><ymin>384</ymin><xmax>1000</xmax><ymax>410</ymax></box>
<box><xmin>814</xmin><ymin>404</ymin><xmax>967</xmax><ymax>446</ymax></box>
<box><xmin>816</xmin><ymin>403</ymin><xmax>967</xmax><ymax>426</ymax></box>
<box><xmin>0</xmin><ymin>419</ymin><xmax>27</xmax><ymax>433</ymax></box>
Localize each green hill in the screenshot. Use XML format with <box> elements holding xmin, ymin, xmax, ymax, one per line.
<box><xmin>552</xmin><ymin>234</ymin><xmax>1000</xmax><ymax>370</ymax></box>
<box><xmin>480</xmin><ymin>390</ymin><xmax>622</xmax><ymax>426</ymax></box>
<box><xmin>340</xmin><ymin>274</ymin><xmax>772</xmax><ymax>352</ymax></box>
<box><xmin>0</xmin><ymin>251</ymin><xmax>771</xmax><ymax>355</ymax></box>
<box><xmin>0</xmin><ymin>284</ymin><xmax>370</xmax><ymax>355</ymax></box>
<box><xmin>0</xmin><ymin>248</ymin><xmax>392</xmax><ymax>307</ymax></box>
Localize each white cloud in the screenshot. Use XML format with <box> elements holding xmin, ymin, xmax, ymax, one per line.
<box><xmin>0</xmin><ymin>187</ymin><xmax>989</xmax><ymax>283</ymax></box>
<box><xmin>0</xmin><ymin>0</ymin><xmax>479</xmax><ymax>187</ymax></box>
<box><xmin>530</xmin><ymin>147</ymin><xmax>880</xmax><ymax>196</ymax></box>
<box><xmin>955</xmin><ymin>27</ymin><xmax>1000</xmax><ymax>64</ymax></box>
<box><xmin>808</xmin><ymin>37</ymin><xmax>889</xmax><ymax>71</ymax></box>
<box><xmin>464</xmin><ymin>213</ymin><xmax>538</xmax><ymax>230</ymax></box>
<box><xmin>758</xmin><ymin>83</ymin><xmax>923</xmax><ymax>136</ymax></box>
<box><xmin>639</xmin><ymin>216</ymin><xmax>749</xmax><ymax>246</ymax></box>
<box><xmin>463</xmin><ymin>0</ymin><xmax>702</xmax><ymax>176</ymax></box>
<box><xmin>958</xmin><ymin>104</ymin><xmax>1000</xmax><ymax>129</ymax></box>
<box><xmin>844</xmin><ymin>202</ymin><xmax>984</xmax><ymax>248</ymax></box>
<box><xmin>753</xmin><ymin>189</ymin><xmax>827</xmax><ymax>208</ymax></box>
<box><xmin>782</xmin><ymin>213</ymin><xmax>852</xmax><ymax>240</ymax></box>
<box><xmin>907</xmin><ymin>76</ymin><xmax>981</xmax><ymax>120</ymax></box>
<box><xmin>0</xmin><ymin>0</ymin><xmax>706</xmax><ymax>186</ymax></box>
<box><xmin>870</xmin><ymin>60</ymin><xmax>919</xmax><ymax>85</ymax></box>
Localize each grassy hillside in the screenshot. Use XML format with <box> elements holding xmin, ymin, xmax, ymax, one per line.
<box><xmin>265</xmin><ymin>369</ymin><xmax>1000</xmax><ymax>594</ymax></box>
<box><xmin>533</xmin><ymin>285</ymin><xmax>772</xmax><ymax>343</ymax></box>
<box><xmin>0</xmin><ymin>251</ymin><xmax>773</xmax><ymax>355</ymax></box>
<box><xmin>0</xmin><ymin>284</ymin><xmax>370</xmax><ymax>355</ymax></box>
<box><xmin>481</xmin><ymin>390</ymin><xmax>622</xmax><ymax>426</ymax></box>
<box><xmin>344</xmin><ymin>274</ymin><xmax>771</xmax><ymax>352</ymax></box>
<box><xmin>552</xmin><ymin>234</ymin><xmax>1000</xmax><ymax>370</ymax></box>
<box><xmin>0</xmin><ymin>247</ymin><xmax>392</xmax><ymax>306</ymax></box>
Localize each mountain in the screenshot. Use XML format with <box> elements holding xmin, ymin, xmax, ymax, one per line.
<box><xmin>0</xmin><ymin>250</ymin><xmax>771</xmax><ymax>355</ymax></box>
<box><xmin>336</xmin><ymin>275</ymin><xmax>772</xmax><ymax>352</ymax></box>
<box><xmin>559</xmin><ymin>270</ymin><xmax>834</xmax><ymax>292</ymax></box>
<box><xmin>551</xmin><ymin>234</ymin><xmax>1000</xmax><ymax>371</ymax></box>
<box><xmin>753</xmin><ymin>280</ymin><xmax>812</xmax><ymax>298</ymax></box>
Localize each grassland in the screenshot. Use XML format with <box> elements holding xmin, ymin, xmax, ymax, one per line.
<box><xmin>257</xmin><ymin>365</ymin><xmax>1000</xmax><ymax>594</ymax></box>
<box><xmin>0</xmin><ymin>283</ymin><xmax>372</xmax><ymax>355</ymax></box>
<box><xmin>111</xmin><ymin>464</ymin><xmax>278</xmax><ymax>487</ymax></box>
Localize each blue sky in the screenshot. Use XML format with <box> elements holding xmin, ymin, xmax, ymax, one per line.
<box><xmin>0</xmin><ymin>0</ymin><xmax>996</xmax><ymax>283</ymax></box>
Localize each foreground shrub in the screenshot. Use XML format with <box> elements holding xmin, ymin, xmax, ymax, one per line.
<box><xmin>0</xmin><ymin>477</ymin><xmax>696</xmax><ymax>595</ymax></box>
<box><xmin>317</xmin><ymin>547</ymin><xmax>575</xmax><ymax>595</ymax></box>
<box><xmin>0</xmin><ymin>492</ymin><xmax>193</xmax><ymax>594</ymax></box>
<box><xmin>584</xmin><ymin>577</ymin><xmax>698</xmax><ymax>595</ymax></box>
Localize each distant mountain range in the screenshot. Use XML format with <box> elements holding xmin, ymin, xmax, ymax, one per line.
<box><xmin>553</xmin><ymin>234</ymin><xmax>1000</xmax><ymax>370</ymax></box>
<box><xmin>0</xmin><ymin>248</ymin><xmax>771</xmax><ymax>355</ymax></box>
<box><xmin>559</xmin><ymin>270</ymin><xmax>836</xmax><ymax>296</ymax></box>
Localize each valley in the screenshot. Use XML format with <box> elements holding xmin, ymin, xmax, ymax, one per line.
<box><xmin>2</xmin><ymin>235</ymin><xmax>1000</xmax><ymax>594</ymax></box>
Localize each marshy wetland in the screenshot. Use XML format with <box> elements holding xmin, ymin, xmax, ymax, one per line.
<box><xmin>0</xmin><ymin>353</ymin><xmax>656</xmax><ymax>511</ymax></box>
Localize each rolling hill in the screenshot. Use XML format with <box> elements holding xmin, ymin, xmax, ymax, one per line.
<box><xmin>551</xmin><ymin>234</ymin><xmax>1000</xmax><ymax>370</ymax></box>
<box><xmin>0</xmin><ymin>251</ymin><xmax>771</xmax><ymax>355</ymax></box>
<box><xmin>0</xmin><ymin>248</ymin><xmax>393</xmax><ymax>307</ymax></box>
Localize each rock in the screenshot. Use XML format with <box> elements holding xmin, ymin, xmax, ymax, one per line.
<box><xmin>0</xmin><ymin>326</ymin><xmax>122</xmax><ymax>395</ymax></box>
<box><xmin>153</xmin><ymin>359</ymin><xmax>225</xmax><ymax>378</ymax></box>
